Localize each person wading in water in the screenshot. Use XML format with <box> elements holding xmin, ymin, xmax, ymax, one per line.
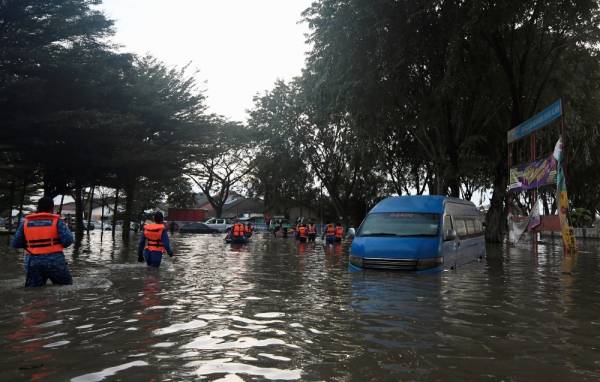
<box><xmin>11</xmin><ymin>196</ymin><xmax>74</xmax><ymax>287</ymax></box>
<box><xmin>138</xmin><ymin>211</ymin><xmax>174</xmax><ymax>267</ymax></box>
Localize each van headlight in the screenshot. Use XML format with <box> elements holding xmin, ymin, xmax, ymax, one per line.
<box><xmin>416</xmin><ymin>256</ymin><xmax>443</xmax><ymax>270</ymax></box>
<box><xmin>349</xmin><ymin>255</ymin><xmax>363</xmax><ymax>267</ymax></box>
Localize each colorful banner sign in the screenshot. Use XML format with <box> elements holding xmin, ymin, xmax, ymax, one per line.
<box><xmin>508</xmin><ymin>155</ymin><xmax>557</xmax><ymax>192</ymax></box>
<box><xmin>554</xmin><ymin>137</ymin><xmax>576</xmax><ymax>253</ymax></box>
<box><xmin>507</xmin><ymin>99</ymin><xmax>562</xmax><ymax>143</ymax></box>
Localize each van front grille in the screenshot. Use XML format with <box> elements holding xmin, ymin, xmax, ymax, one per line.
<box><xmin>361</xmin><ymin>258</ymin><xmax>419</xmax><ymax>270</ymax></box>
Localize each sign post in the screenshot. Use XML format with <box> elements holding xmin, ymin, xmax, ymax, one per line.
<box><xmin>506</xmin><ymin>99</ymin><xmax>575</xmax><ymax>255</ymax></box>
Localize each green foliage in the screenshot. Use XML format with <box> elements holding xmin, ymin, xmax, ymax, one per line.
<box><xmin>570</xmin><ymin>208</ymin><xmax>594</xmax><ymax>228</ymax></box>
<box><xmin>0</xmin><ymin>0</ymin><xmax>210</xmax><ymax>239</ymax></box>
<box><xmin>292</xmin><ymin>0</ymin><xmax>600</xmax><ymax>238</ymax></box>
<box><xmin>248</xmin><ymin>80</ymin><xmax>318</xmax><ymax>216</ymax></box>
<box><xmin>186</xmin><ymin>117</ymin><xmax>254</xmax><ymax>218</ymax></box>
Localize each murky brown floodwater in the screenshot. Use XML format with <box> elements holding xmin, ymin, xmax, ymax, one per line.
<box><xmin>1</xmin><ymin>231</ymin><xmax>599</xmax><ymax>381</ymax></box>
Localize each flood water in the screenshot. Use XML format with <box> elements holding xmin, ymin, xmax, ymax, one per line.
<box><xmin>1</xmin><ymin>231</ymin><xmax>600</xmax><ymax>381</ymax></box>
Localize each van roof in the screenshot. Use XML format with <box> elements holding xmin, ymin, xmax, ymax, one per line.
<box><xmin>369</xmin><ymin>195</ymin><xmax>475</xmax><ymax>214</ymax></box>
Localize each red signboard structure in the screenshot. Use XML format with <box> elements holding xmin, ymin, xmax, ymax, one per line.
<box><xmin>167</xmin><ymin>208</ymin><xmax>206</xmax><ymax>222</ymax></box>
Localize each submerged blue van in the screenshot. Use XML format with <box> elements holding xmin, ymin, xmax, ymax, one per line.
<box><xmin>349</xmin><ymin>196</ymin><xmax>485</xmax><ymax>271</ymax></box>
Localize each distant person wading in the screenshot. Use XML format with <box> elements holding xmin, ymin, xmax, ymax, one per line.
<box><xmin>11</xmin><ymin>196</ymin><xmax>74</xmax><ymax>287</ymax></box>
<box><xmin>323</xmin><ymin>222</ymin><xmax>336</xmax><ymax>245</ymax></box>
<box><xmin>138</xmin><ymin>211</ymin><xmax>174</xmax><ymax>267</ymax></box>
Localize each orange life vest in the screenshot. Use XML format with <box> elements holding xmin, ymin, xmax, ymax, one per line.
<box><xmin>23</xmin><ymin>213</ymin><xmax>64</xmax><ymax>255</ymax></box>
<box><xmin>298</xmin><ymin>226</ymin><xmax>307</xmax><ymax>238</ymax></box>
<box><xmin>308</xmin><ymin>224</ymin><xmax>316</xmax><ymax>234</ymax></box>
<box><xmin>335</xmin><ymin>226</ymin><xmax>344</xmax><ymax>239</ymax></box>
<box><xmin>326</xmin><ymin>224</ymin><xmax>335</xmax><ymax>236</ymax></box>
<box><xmin>144</xmin><ymin>223</ymin><xmax>165</xmax><ymax>252</ymax></box>
<box><xmin>245</xmin><ymin>225</ymin><xmax>253</xmax><ymax>234</ymax></box>
<box><xmin>232</xmin><ymin>223</ymin><xmax>245</xmax><ymax>238</ymax></box>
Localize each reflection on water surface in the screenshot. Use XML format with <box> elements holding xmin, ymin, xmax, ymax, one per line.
<box><xmin>1</xmin><ymin>233</ymin><xmax>599</xmax><ymax>381</ymax></box>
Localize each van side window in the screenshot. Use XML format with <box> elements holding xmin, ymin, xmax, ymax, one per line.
<box><xmin>473</xmin><ymin>219</ymin><xmax>482</xmax><ymax>235</ymax></box>
<box><xmin>454</xmin><ymin>218</ymin><xmax>468</xmax><ymax>237</ymax></box>
<box><xmin>443</xmin><ymin>215</ymin><xmax>453</xmax><ymax>240</ymax></box>
<box><xmin>465</xmin><ymin>219</ymin><xmax>475</xmax><ymax>235</ymax></box>
<box><xmin>476</xmin><ymin>220</ymin><xmax>483</xmax><ymax>233</ymax></box>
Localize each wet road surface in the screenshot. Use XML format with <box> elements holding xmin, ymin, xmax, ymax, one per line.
<box><xmin>1</xmin><ymin>232</ymin><xmax>599</xmax><ymax>381</ymax></box>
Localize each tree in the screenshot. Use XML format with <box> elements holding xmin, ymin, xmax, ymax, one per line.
<box><xmin>471</xmin><ymin>0</ymin><xmax>600</xmax><ymax>241</ymax></box>
<box><xmin>187</xmin><ymin>118</ymin><xmax>254</xmax><ymax>218</ymax></box>
<box><xmin>247</xmin><ymin>80</ymin><xmax>318</xmax><ymax>217</ymax></box>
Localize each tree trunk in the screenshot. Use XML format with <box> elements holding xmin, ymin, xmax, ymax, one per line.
<box><xmin>542</xmin><ymin>193</ymin><xmax>550</xmax><ymax>215</ymax></box>
<box><xmin>7</xmin><ymin>181</ymin><xmax>15</xmax><ymax>234</ymax></box>
<box><xmin>86</xmin><ymin>185</ymin><xmax>95</xmax><ymax>235</ymax></box>
<box><xmin>16</xmin><ymin>179</ymin><xmax>27</xmax><ymax>229</ymax></box>
<box><xmin>122</xmin><ymin>182</ymin><xmax>135</xmax><ymax>242</ymax></box>
<box><xmin>74</xmin><ymin>185</ymin><xmax>84</xmax><ymax>242</ymax></box>
<box><xmin>112</xmin><ymin>188</ymin><xmax>119</xmax><ymax>238</ymax></box>
<box><xmin>485</xmin><ymin>160</ymin><xmax>508</xmax><ymax>243</ymax></box>
<box><xmin>449</xmin><ymin>181</ymin><xmax>460</xmax><ymax>198</ymax></box>
<box><xmin>58</xmin><ymin>194</ymin><xmax>65</xmax><ymax>215</ymax></box>
<box><xmin>100</xmin><ymin>198</ymin><xmax>105</xmax><ymax>241</ymax></box>
<box><xmin>447</xmin><ymin>146</ymin><xmax>461</xmax><ymax>197</ymax></box>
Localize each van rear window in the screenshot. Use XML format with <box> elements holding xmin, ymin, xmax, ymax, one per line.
<box><xmin>358</xmin><ymin>213</ymin><xmax>440</xmax><ymax>237</ymax></box>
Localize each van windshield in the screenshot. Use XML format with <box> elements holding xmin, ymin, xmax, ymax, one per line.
<box><xmin>357</xmin><ymin>212</ymin><xmax>440</xmax><ymax>237</ymax></box>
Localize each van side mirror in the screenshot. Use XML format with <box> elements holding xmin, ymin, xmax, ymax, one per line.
<box><xmin>347</xmin><ymin>227</ymin><xmax>356</xmax><ymax>238</ymax></box>
<box><xmin>445</xmin><ymin>229</ymin><xmax>457</xmax><ymax>241</ymax></box>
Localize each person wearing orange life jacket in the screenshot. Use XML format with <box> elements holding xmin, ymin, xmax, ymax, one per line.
<box><xmin>227</xmin><ymin>220</ymin><xmax>247</xmax><ymax>243</ymax></box>
<box><xmin>307</xmin><ymin>221</ymin><xmax>317</xmax><ymax>242</ymax></box>
<box><xmin>334</xmin><ymin>223</ymin><xmax>344</xmax><ymax>243</ymax></box>
<box><xmin>322</xmin><ymin>222</ymin><xmax>336</xmax><ymax>245</ymax></box>
<box><xmin>138</xmin><ymin>211</ymin><xmax>173</xmax><ymax>267</ymax></box>
<box><xmin>11</xmin><ymin>196</ymin><xmax>74</xmax><ymax>287</ymax></box>
<box><xmin>297</xmin><ymin>224</ymin><xmax>308</xmax><ymax>243</ymax></box>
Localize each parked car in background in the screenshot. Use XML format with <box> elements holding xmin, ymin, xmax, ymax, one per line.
<box><xmin>203</xmin><ymin>218</ymin><xmax>230</xmax><ymax>232</ymax></box>
<box><xmin>179</xmin><ymin>222</ymin><xmax>219</xmax><ymax>234</ymax></box>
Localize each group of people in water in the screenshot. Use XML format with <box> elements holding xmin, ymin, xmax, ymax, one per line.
<box><xmin>10</xmin><ymin>196</ymin><xmax>177</xmax><ymax>287</ymax></box>
<box><xmin>11</xmin><ymin>195</ymin><xmax>347</xmax><ymax>288</ymax></box>
<box><xmin>225</xmin><ymin>220</ymin><xmax>254</xmax><ymax>244</ymax></box>
<box><xmin>275</xmin><ymin>221</ymin><xmax>345</xmax><ymax>245</ymax></box>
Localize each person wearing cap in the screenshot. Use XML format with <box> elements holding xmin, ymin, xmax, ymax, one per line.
<box><xmin>11</xmin><ymin>196</ymin><xmax>74</xmax><ymax>287</ymax></box>
<box><xmin>138</xmin><ymin>211</ymin><xmax>174</xmax><ymax>267</ymax></box>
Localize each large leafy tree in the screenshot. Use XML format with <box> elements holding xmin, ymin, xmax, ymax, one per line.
<box><xmin>300</xmin><ymin>0</ymin><xmax>600</xmax><ymax>240</ymax></box>
<box><xmin>471</xmin><ymin>0</ymin><xmax>600</xmax><ymax>241</ymax></box>
<box><xmin>0</xmin><ymin>1</ymin><xmax>211</xmax><ymax>241</ymax></box>
<box><xmin>247</xmin><ymin>80</ymin><xmax>317</xmax><ymax>217</ymax></box>
<box><xmin>187</xmin><ymin>118</ymin><xmax>254</xmax><ymax>218</ymax></box>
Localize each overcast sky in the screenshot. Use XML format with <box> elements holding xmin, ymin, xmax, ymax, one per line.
<box><xmin>99</xmin><ymin>0</ymin><xmax>312</xmax><ymax>122</ymax></box>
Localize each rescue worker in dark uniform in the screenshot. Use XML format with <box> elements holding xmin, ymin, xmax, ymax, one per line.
<box><xmin>11</xmin><ymin>196</ymin><xmax>74</xmax><ymax>287</ymax></box>
<box><xmin>138</xmin><ymin>211</ymin><xmax>173</xmax><ymax>267</ymax></box>
<box><xmin>244</xmin><ymin>223</ymin><xmax>253</xmax><ymax>239</ymax></box>
<box><xmin>307</xmin><ymin>221</ymin><xmax>317</xmax><ymax>242</ymax></box>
